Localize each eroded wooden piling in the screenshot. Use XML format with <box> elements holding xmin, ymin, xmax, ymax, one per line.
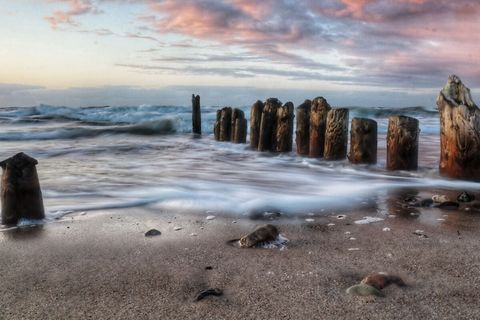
<box><xmin>309</xmin><ymin>97</ymin><xmax>331</xmax><ymax>158</ymax></box>
<box><xmin>386</xmin><ymin>115</ymin><xmax>419</xmax><ymax>170</ymax></box>
<box><xmin>231</xmin><ymin>108</ymin><xmax>245</xmax><ymax>141</ymax></box>
<box><xmin>258</xmin><ymin>98</ymin><xmax>281</xmax><ymax>152</ymax></box>
<box><xmin>295</xmin><ymin>99</ymin><xmax>311</xmax><ymax>156</ymax></box>
<box><xmin>192</xmin><ymin>94</ymin><xmax>201</xmax><ymax>135</ymax></box>
<box><xmin>349</xmin><ymin>118</ymin><xmax>377</xmax><ymax>164</ymax></box>
<box><xmin>324</xmin><ymin>108</ymin><xmax>349</xmax><ymax>160</ymax></box>
<box><xmin>437</xmin><ymin>75</ymin><xmax>480</xmax><ymax>180</ymax></box>
<box><xmin>250</xmin><ymin>100</ymin><xmax>264</xmax><ymax>149</ymax></box>
<box><xmin>275</xmin><ymin>102</ymin><xmax>294</xmax><ymax>152</ymax></box>
<box><xmin>214</xmin><ymin>110</ymin><xmax>221</xmax><ymax>140</ymax></box>
<box><xmin>1</xmin><ymin>153</ymin><xmax>45</xmax><ymax>225</ymax></box>
<box><xmin>234</xmin><ymin>118</ymin><xmax>247</xmax><ymax>144</ymax></box>
<box><xmin>219</xmin><ymin>107</ymin><xmax>232</xmax><ymax>141</ymax></box>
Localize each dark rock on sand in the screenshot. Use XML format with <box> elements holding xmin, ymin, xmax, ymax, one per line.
<box><xmin>436</xmin><ymin>201</ymin><xmax>460</xmax><ymax>210</ymax></box>
<box><xmin>240</xmin><ymin>224</ymin><xmax>279</xmax><ymax>248</ymax></box>
<box><xmin>346</xmin><ymin>284</ymin><xmax>385</xmax><ymax>297</ymax></box>
<box><xmin>194</xmin><ymin>288</ymin><xmax>223</xmax><ymax>301</ymax></box>
<box><xmin>361</xmin><ymin>273</ymin><xmax>406</xmax><ymax>290</ymax></box>
<box><xmin>411</xmin><ymin>198</ymin><xmax>434</xmax><ymax>208</ymax></box>
<box><xmin>145</xmin><ymin>229</ymin><xmax>161</xmax><ymax>237</ymax></box>
<box><xmin>458</xmin><ymin>192</ymin><xmax>475</xmax><ymax>203</ymax></box>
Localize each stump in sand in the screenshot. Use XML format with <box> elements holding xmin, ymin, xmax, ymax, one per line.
<box><xmin>1</xmin><ymin>153</ymin><xmax>45</xmax><ymax>225</ymax></box>
<box><xmin>258</xmin><ymin>98</ymin><xmax>281</xmax><ymax>152</ymax></box>
<box><xmin>192</xmin><ymin>94</ymin><xmax>201</xmax><ymax>135</ymax></box>
<box><xmin>275</xmin><ymin>102</ymin><xmax>295</xmax><ymax>152</ymax></box>
<box><xmin>250</xmin><ymin>100</ymin><xmax>264</xmax><ymax>149</ymax></box>
<box><xmin>437</xmin><ymin>75</ymin><xmax>480</xmax><ymax>180</ymax></box>
<box><xmin>214</xmin><ymin>110</ymin><xmax>221</xmax><ymax>141</ymax></box>
<box><xmin>309</xmin><ymin>97</ymin><xmax>331</xmax><ymax>158</ymax></box>
<box><xmin>349</xmin><ymin>118</ymin><xmax>377</xmax><ymax>164</ymax></box>
<box><xmin>295</xmin><ymin>99</ymin><xmax>311</xmax><ymax>156</ymax></box>
<box><xmin>324</xmin><ymin>108</ymin><xmax>349</xmax><ymax>160</ymax></box>
<box><xmin>219</xmin><ymin>107</ymin><xmax>232</xmax><ymax>141</ymax></box>
<box><xmin>386</xmin><ymin>115</ymin><xmax>419</xmax><ymax>170</ymax></box>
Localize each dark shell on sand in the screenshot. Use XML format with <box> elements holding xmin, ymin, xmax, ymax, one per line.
<box><xmin>194</xmin><ymin>288</ymin><xmax>223</xmax><ymax>301</ymax></box>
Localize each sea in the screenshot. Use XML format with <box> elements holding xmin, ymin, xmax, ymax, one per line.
<box><xmin>0</xmin><ymin>103</ymin><xmax>478</xmax><ymax>222</ymax></box>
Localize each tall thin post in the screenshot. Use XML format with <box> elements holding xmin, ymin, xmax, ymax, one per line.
<box><xmin>192</xmin><ymin>94</ymin><xmax>201</xmax><ymax>135</ymax></box>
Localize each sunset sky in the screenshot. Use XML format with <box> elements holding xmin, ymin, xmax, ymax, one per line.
<box><xmin>0</xmin><ymin>0</ymin><xmax>479</xmax><ymax>107</ymax></box>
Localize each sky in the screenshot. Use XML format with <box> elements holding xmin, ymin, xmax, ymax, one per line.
<box><xmin>0</xmin><ymin>0</ymin><xmax>479</xmax><ymax>107</ymax></box>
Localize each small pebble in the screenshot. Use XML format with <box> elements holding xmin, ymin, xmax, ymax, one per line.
<box><xmin>206</xmin><ymin>215</ymin><xmax>216</xmax><ymax>220</ymax></box>
<box><xmin>327</xmin><ymin>223</ymin><xmax>335</xmax><ymax>226</ymax></box>
<box><xmin>174</xmin><ymin>226</ymin><xmax>182</xmax><ymax>231</ymax></box>
<box><xmin>345</xmin><ymin>231</ymin><xmax>351</xmax><ymax>235</ymax></box>
<box><xmin>436</xmin><ymin>218</ymin><xmax>445</xmax><ymax>221</ymax></box>
<box><xmin>348</xmin><ymin>248</ymin><xmax>360</xmax><ymax>251</ymax></box>
<box><xmin>305</xmin><ymin>218</ymin><xmax>315</xmax><ymax>222</ymax></box>
<box><xmin>232</xmin><ymin>220</ymin><xmax>237</xmax><ymax>223</ymax></box>
<box><xmin>336</xmin><ymin>215</ymin><xmax>346</xmax><ymax>220</ymax></box>
<box><xmin>382</xmin><ymin>227</ymin><xmax>391</xmax><ymax>232</ymax></box>
<box><xmin>349</xmin><ymin>237</ymin><xmax>356</xmax><ymax>241</ymax></box>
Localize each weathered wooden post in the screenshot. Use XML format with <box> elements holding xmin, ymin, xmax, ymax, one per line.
<box><xmin>250</xmin><ymin>100</ymin><xmax>264</xmax><ymax>149</ymax></box>
<box><xmin>309</xmin><ymin>97</ymin><xmax>331</xmax><ymax>158</ymax></box>
<box><xmin>192</xmin><ymin>94</ymin><xmax>201</xmax><ymax>135</ymax></box>
<box><xmin>214</xmin><ymin>110</ymin><xmax>221</xmax><ymax>141</ymax></box>
<box><xmin>296</xmin><ymin>99</ymin><xmax>311</xmax><ymax>156</ymax></box>
<box><xmin>275</xmin><ymin>102</ymin><xmax>295</xmax><ymax>152</ymax></box>
<box><xmin>219</xmin><ymin>107</ymin><xmax>232</xmax><ymax>141</ymax></box>
<box><xmin>324</xmin><ymin>108</ymin><xmax>349</xmax><ymax>160</ymax></box>
<box><xmin>386</xmin><ymin>115</ymin><xmax>419</xmax><ymax>170</ymax></box>
<box><xmin>349</xmin><ymin>118</ymin><xmax>377</xmax><ymax>164</ymax></box>
<box><xmin>234</xmin><ymin>118</ymin><xmax>247</xmax><ymax>144</ymax></box>
<box><xmin>231</xmin><ymin>108</ymin><xmax>244</xmax><ymax>141</ymax></box>
<box><xmin>1</xmin><ymin>153</ymin><xmax>45</xmax><ymax>225</ymax></box>
<box><xmin>258</xmin><ymin>98</ymin><xmax>281</xmax><ymax>152</ymax></box>
<box><xmin>437</xmin><ymin>75</ymin><xmax>480</xmax><ymax>180</ymax></box>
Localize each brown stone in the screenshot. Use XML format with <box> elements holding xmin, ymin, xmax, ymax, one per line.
<box><xmin>361</xmin><ymin>273</ymin><xmax>406</xmax><ymax>290</ymax></box>
<box><xmin>309</xmin><ymin>97</ymin><xmax>331</xmax><ymax>158</ymax></box>
<box><xmin>437</xmin><ymin>75</ymin><xmax>480</xmax><ymax>180</ymax></box>
<box><xmin>1</xmin><ymin>153</ymin><xmax>45</xmax><ymax>225</ymax></box>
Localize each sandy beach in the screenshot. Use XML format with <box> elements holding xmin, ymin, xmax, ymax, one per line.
<box><xmin>1</xmin><ymin>190</ymin><xmax>480</xmax><ymax>320</ymax></box>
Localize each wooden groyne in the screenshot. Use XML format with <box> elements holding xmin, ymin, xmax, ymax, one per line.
<box><xmin>205</xmin><ymin>75</ymin><xmax>479</xmax><ymax>177</ymax></box>
<box><xmin>192</xmin><ymin>94</ymin><xmax>201</xmax><ymax>135</ymax></box>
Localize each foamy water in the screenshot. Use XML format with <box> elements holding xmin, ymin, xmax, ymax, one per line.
<box><xmin>0</xmin><ymin>104</ymin><xmax>478</xmax><ymax>221</ymax></box>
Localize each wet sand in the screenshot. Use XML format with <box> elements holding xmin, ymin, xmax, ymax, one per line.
<box><xmin>1</xmin><ymin>201</ymin><xmax>480</xmax><ymax>319</ymax></box>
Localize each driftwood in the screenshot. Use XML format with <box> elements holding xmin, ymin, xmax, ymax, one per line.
<box><xmin>1</xmin><ymin>153</ymin><xmax>45</xmax><ymax>225</ymax></box>
<box><xmin>309</xmin><ymin>97</ymin><xmax>331</xmax><ymax>158</ymax></box>
<box><xmin>295</xmin><ymin>99</ymin><xmax>311</xmax><ymax>156</ymax></box>
<box><xmin>437</xmin><ymin>75</ymin><xmax>480</xmax><ymax>180</ymax></box>
<box><xmin>386</xmin><ymin>115</ymin><xmax>419</xmax><ymax>170</ymax></box>
<box><xmin>324</xmin><ymin>108</ymin><xmax>349</xmax><ymax>160</ymax></box>
<box><xmin>275</xmin><ymin>102</ymin><xmax>295</xmax><ymax>152</ymax></box>
<box><xmin>349</xmin><ymin>118</ymin><xmax>377</xmax><ymax>164</ymax></box>
<box><xmin>249</xmin><ymin>100</ymin><xmax>264</xmax><ymax>149</ymax></box>
<box><xmin>191</xmin><ymin>94</ymin><xmax>201</xmax><ymax>135</ymax></box>
<box><xmin>219</xmin><ymin>107</ymin><xmax>232</xmax><ymax>141</ymax></box>
<box><xmin>258</xmin><ymin>98</ymin><xmax>281</xmax><ymax>152</ymax></box>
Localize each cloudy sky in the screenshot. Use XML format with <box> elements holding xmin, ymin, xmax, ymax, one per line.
<box><xmin>0</xmin><ymin>0</ymin><xmax>478</xmax><ymax>107</ymax></box>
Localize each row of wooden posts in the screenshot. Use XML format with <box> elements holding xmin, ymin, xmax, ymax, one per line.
<box><xmin>193</xmin><ymin>95</ymin><xmax>419</xmax><ymax>171</ymax></box>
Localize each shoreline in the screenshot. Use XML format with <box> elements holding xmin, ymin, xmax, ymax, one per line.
<box><xmin>1</xmin><ymin>202</ymin><xmax>480</xmax><ymax>319</ymax></box>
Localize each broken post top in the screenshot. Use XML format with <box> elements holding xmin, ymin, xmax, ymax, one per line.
<box><xmin>192</xmin><ymin>94</ymin><xmax>200</xmax><ymax>101</ymax></box>
<box><xmin>439</xmin><ymin>75</ymin><xmax>477</xmax><ymax>108</ymax></box>
<box><xmin>311</xmin><ymin>97</ymin><xmax>330</xmax><ymax>110</ymax></box>
<box><xmin>0</xmin><ymin>152</ymin><xmax>38</xmax><ymax>170</ymax></box>
<box><xmin>297</xmin><ymin>99</ymin><xmax>312</xmax><ymax>111</ymax></box>
<box><xmin>265</xmin><ymin>97</ymin><xmax>282</xmax><ymax>106</ymax></box>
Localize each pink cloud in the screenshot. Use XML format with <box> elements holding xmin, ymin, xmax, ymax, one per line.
<box><xmin>45</xmin><ymin>0</ymin><xmax>100</xmax><ymax>29</ymax></box>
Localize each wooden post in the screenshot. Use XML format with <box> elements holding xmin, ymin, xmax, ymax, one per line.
<box><xmin>1</xmin><ymin>153</ymin><xmax>45</xmax><ymax>225</ymax></box>
<box><xmin>250</xmin><ymin>100</ymin><xmax>264</xmax><ymax>149</ymax></box>
<box><xmin>214</xmin><ymin>110</ymin><xmax>221</xmax><ymax>141</ymax></box>
<box><xmin>258</xmin><ymin>98</ymin><xmax>281</xmax><ymax>152</ymax></box>
<box><xmin>349</xmin><ymin>118</ymin><xmax>377</xmax><ymax>164</ymax></box>
<box><xmin>295</xmin><ymin>99</ymin><xmax>311</xmax><ymax>156</ymax></box>
<box><xmin>192</xmin><ymin>94</ymin><xmax>201</xmax><ymax>135</ymax></box>
<box><xmin>437</xmin><ymin>75</ymin><xmax>480</xmax><ymax>180</ymax></box>
<box><xmin>275</xmin><ymin>102</ymin><xmax>295</xmax><ymax>152</ymax></box>
<box><xmin>219</xmin><ymin>107</ymin><xmax>232</xmax><ymax>141</ymax></box>
<box><xmin>324</xmin><ymin>108</ymin><xmax>349</xmax><ymax>160</ymax></box>
<box><xmin>231</xmin><ymin>108</ymin><xmax>245</xmax><ymax>141</ymax></box>
<box><xmin>386</xmin><ymin>115</ymin><xmax>419</xmax><ymax>170</ymax></box>
<box><xmin>234</xmin><ymin>118</ymin><xmax>247</xmax><ymax>144</ymax></box>
<box><xmin>309</xmin><ymin>97</ymin><xmax>331</xmax><ymax>158</ymax></box>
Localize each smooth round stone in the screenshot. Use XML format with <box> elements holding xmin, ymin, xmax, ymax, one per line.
<box><xmin>346</xmin><ymin>284</ymin><xmax>385</xmax><ymax>297</ymax></box>
<box><xmin>145</xmin><ymin>229</ymin><xmax>161</xmax><ymax>237</ymax></box>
